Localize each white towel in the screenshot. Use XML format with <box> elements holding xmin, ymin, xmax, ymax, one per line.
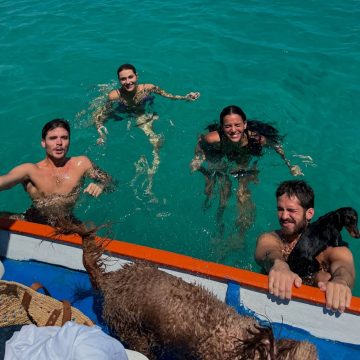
<box><xmin>5</xmin><ymin>321</ymin><xmax>128</xmax><ymax>360</ymax></box>
<box><xmin>0</xmin><ymin>260</ymin><xmax>4</xmax><ymax>279</ymax></box>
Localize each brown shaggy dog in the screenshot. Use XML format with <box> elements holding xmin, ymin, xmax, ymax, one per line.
<box><xmin>69</xmin><ymin>225</ymin><xmax>318</xmax><ymax>360</ymax></box>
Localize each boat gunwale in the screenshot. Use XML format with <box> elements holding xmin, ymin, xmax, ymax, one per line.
<box><xmin>1</xmin><ymin>217</ymin><xmax>359</xmax><ymax>314</ymax></box>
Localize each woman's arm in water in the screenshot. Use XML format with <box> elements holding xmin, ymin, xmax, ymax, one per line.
<box><xmin>189</xmin><ymin>132</ymin><xmax>219</xmax><ymax>172</ymax></box>
<box><xmin>246</xmin><ymin>123</ymin><xmax>303</xmax><ymax>176</ymax></box>
<box><xmin>190</xmin><ymin>139</ymin><xmax>206</xmax><ymax>172</ymax></box>
<box><xmin>272</xmin><ymin>143</ymin><xmax>303</xmax><ymax>176</ymax></box>
<box><xmin>148</xmin><ymin>84</ymin><xmax>200</xmax><ymax>101</ymax></box>
<box><xmin>260</xmin><ymin>134</ymin><xmax>303</xmax><ymax>176</ymax></box>
<box><xmin>93</xmin><ymin>90</ymin><xmax>120</xmax><ymax>145</ymax></box>
<box><xmin>93</xmin><ymin>102</ymin><xmax>112</xmax><ymax>145</ymax></box>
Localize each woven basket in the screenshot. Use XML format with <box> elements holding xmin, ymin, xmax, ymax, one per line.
<box><xmin>0</xmin><ymin>280</ymin><xmax>93</xmax><ymax>328</ymax></box>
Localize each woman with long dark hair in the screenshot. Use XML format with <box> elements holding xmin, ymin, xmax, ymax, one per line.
<box><xmin>191</xmin><ymin>105</ymin><xmax>302</xmax><ymax>238</ymax></box>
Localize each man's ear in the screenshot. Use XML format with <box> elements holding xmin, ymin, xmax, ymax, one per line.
<box><xmin>41</xmin><ymin>139</ymin><xmax>45</xmax><ymax>149</ymax></box>
<box><xmin>306</xmin><ymin>207</ymin><xmax>315</xmax><ymax>221</ymax></box>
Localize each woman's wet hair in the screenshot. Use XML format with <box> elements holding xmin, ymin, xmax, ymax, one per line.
<box><xmin>219</xmin><ymin>105</ymin><xmax>247</xmax><ymax>126</ymax></box>
<box><xmin>117</xmin><ymin>63</ymin><xmax>137</xmax><ymax>77</ymax></box>
<box><xmin>205</xmin><ymin>105</ymin><xmax>284</xmax><ymax>157</ymax></box>
<box><xmin>41</xmin><ymin>119</ymin><xmax>70</xmax><ymax>139</ymax></box>
<box><xmin>276</xmin><ymin>180</ymin><xmax>315</xmax><ymax>210</ymax></box>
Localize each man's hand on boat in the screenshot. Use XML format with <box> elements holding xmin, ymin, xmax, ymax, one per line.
<box><xmin>268</xmin><ymin>259</ymin><xmax>302</xmax><ymax>300</ymax></box>
<box><xmin>268</xmin><ymin>259</ymin><xmax>352</xmax><ymax>314</ymax></box>
<box><xmin>318</xmin><ymin>279</ymin><xmax>352</xmax><ymax>314</ymax></box>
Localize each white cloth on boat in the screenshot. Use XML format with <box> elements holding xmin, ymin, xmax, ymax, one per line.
<box><xmin>4</xmin><ymin>321</ymin><xmax>128</xmax><ymax>360</ymax></box>
<box><xmin>125</xmin><ymin>349</ymin><xmax>150</xmax><ymax>360</ymax></box>
<box><xmin>0</xmin><ymin>260</ymin><xmax>4</xmax><ymax>279</ymax></box>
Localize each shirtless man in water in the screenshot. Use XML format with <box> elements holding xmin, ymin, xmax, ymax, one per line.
<box><xmin>94</xmin><ymin>63</ymin><xmax>200</xmax><ymax>200</ymax></box>
<box><xmin>0</xmin><ymin>119</ymin><xmax>111</xmax><ymax>225</ymax></box>
<box><xmin>255</xmin><ymin>180</ymin><xmax>355</xmax><ymax>313</ymax></box>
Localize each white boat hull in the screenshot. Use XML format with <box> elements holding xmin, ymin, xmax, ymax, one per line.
<box><xmin>0</xmin><ymin>219</ymin><xmax>359</xmax><ymax>346</ymax></box>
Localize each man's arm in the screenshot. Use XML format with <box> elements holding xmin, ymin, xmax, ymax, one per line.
<box><xmin>255</xmin><ymin>232</ymin><xmax>302</xmax><ymax>300</ymax></box>
<box><xmin>82</xmin><ymin>158</ymin><xmax>113</xmax><ymax>197</ymax></box>
<box><xmin>150</xmin><ymin>85</ymin><xmax>200</xmax><ymax>101</ymax></box>
<box><xmin>0</xmin><ymin>164</ymin><xmax>32</xmax><ymax>191</ymax></box>
<box><xmin>255</xmin><ymin>231</ymin><xmax>285</xmax><ymax>272</ymax></box>
<box><xmin>317</xmin><ymin>246</ymin><xmax>355</xmax><ymax>313</ymax></box>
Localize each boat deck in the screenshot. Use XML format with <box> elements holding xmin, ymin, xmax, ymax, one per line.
<box><xmin>2</xmin><ymin>257</ymin><xmax>359</xmax><ymax>360</ymax></box>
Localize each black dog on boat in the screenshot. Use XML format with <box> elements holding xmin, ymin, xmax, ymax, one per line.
<box><xmin>287</xmin><ymin>207</ymin><xmax>360</xmax><ymax>278</ymax></box>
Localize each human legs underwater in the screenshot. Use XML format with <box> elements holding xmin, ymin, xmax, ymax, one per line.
<box><xmin>197</xmin><ymin>166</ymin><xmax>232</xmax><ymax>237</ymax></box>
<box><xmin>133</xmin><ymin>114</ymin><xmax>163</xmax><ymax>202</ymax></box>
<box><xmin>235</xmin><ymin>178</ymin><xmax>256</xmax><ymax>238</ymax></box>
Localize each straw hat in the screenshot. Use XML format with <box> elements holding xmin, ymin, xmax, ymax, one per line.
<box><xmin>0</xmin><ymin>280</ymin><xmax>93</xmax><ymax>328</ymax></box>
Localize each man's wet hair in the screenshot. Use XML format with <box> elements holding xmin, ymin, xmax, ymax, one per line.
<box><xmin>42</xmin><ymin>119</ymin><xmax>70</xmax><ymax>139</ymax></box>
<box><xmin>276</xmin><ymin>180</ymin><xmax>314</xmax><ymax>210</ymax></box>
<box><xmin>117</xmin><ymin>63</ymin><xmax>137</xmax><ymax>77</ymax></box>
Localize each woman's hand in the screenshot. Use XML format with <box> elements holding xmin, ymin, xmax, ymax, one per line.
<box><xmin>185</xmin><ymin>92</ymin><xmax>201</xmax><ymax>101</ymax></box>
<box><xmin>96</xmin><ymin>126</ymin><xmax>108</xmax><ymax>145</ymax></box>
<box><xmin>190</xmin><ymin>157</ymin><xmax>204</xmax><ymax>172</ymax></box>
<box><xmin>290</xmin><ymin>165</ymin><xmax>303</xmax><ymax>176</ymax></box>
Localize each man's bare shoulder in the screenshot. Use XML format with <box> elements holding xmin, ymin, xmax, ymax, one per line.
<box><xmin>320</xmin><ymin>245</ymin><xmax>354</xmax><ymax>262</ymax></box>
<box><xmin>255</xmin><ymin>230</ymin><xmax>284</xmax><ymax>264</ymax></box>
<box><xmin>257</xmin><ymin>230</ymin><xmax>282</xmax><ymax>244</ymax></box>
<box><xmin>16</xmin><ymin>162</ymin><xmax>40</xmax><ymax>172</ymax></box>
<box><xmin>21</xmin><ymin>162</ymin><xmax>38</xmax><ymax>168</ymax></box>
<box><xmin>70</xmin><ymin>156</ymin><xmax>92</xmax><ymax>167</ymax></box>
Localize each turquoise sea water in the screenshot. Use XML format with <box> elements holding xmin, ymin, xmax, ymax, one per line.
<box><xmin>1</xmin><ymin>0</ymin><xmax>360</xmax><ymax>295</ymax></box>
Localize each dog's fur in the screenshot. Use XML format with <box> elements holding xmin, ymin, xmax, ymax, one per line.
<box><xmin>65</xmin><ymin>224</ymin><xmax>318</xmax><ymax>360</ymax></box>
<box><xmin>287</xmin><ymin>207</ymin><xmax>360</xmax><ymax>278</ymax></box>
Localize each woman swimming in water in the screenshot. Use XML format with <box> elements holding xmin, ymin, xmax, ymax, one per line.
<box><xmin>191</xmin><ymin>105</ymin><xmax>302</xmax><ymax>238</ymax></box>
<box><xmin>94</xmin><ymin>63</ymin><xmax>200</xmax><ymax>201</ymax></box>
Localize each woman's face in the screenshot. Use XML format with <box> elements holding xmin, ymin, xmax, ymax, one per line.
<box><xmin>118</xmin><ymin>69</ymin><xmax>138</xmax><ymax>92</ymax></box>
<box><xmin>222</xmin><ymin>114</ymin><xmax>247</xmax><ymax>142</ymax></box>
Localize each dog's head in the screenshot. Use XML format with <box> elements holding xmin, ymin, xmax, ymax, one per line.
<box><xmin>233</xmin><ymin>324</ymin><xmax>317</xmax><ymax>359</ymax></box>
<box><xmin>338</xmin><ymin>207</ymin><xmax>360</xmax><ymax>238</ymax></box>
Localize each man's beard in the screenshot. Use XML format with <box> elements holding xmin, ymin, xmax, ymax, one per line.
<box><xmin>281</xmin><ymin>217</ymin><xmax>307</xmax><ymax>238</ymax></box>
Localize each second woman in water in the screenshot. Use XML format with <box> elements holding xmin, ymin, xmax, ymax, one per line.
<box><xmin>191</xmin><ymin>105</ymin><xmax>302</xmax><ymax>237</ymax></box>
<box><xmin>94</xmin><ymin>63</ymin><xmax>200</xmax><ymax>201</ymax></box>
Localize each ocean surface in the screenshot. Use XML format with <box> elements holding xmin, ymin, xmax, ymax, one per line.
<box><xmin>1</xmin><ymin>0</ymin><xmax>360</xmax><ymax>295</ymax></box>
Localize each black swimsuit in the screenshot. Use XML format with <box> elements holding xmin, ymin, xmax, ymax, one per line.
<box><xmin>199</xmin><ymin>119</ymin><xmax>284</xmax><ymax>178</ymax></box>
<box><xmin>115</xmin><ymin>89</ymin><xmax>155</xmax><ymax>113</ymax></box>
<box><xmin>199</xmin><ymin>129</ymin><xmax>263</xmax><ymax>162</ymax></box>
